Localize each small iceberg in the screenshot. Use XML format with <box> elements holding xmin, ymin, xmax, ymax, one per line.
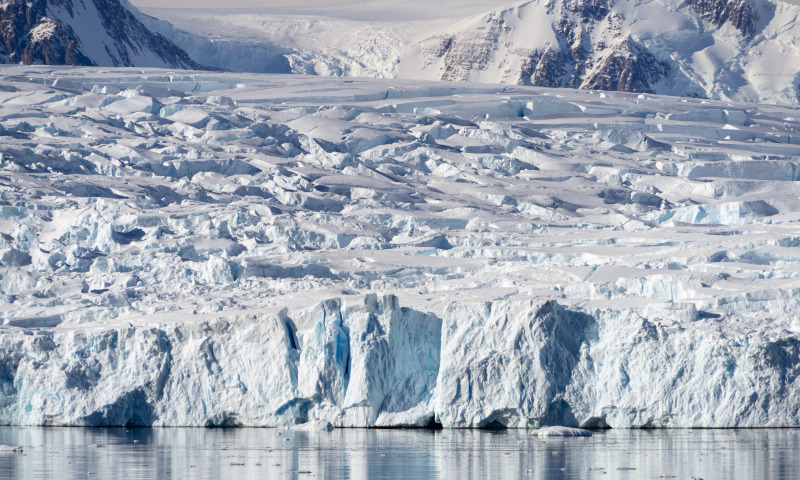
<box><xmin>530</xmin><ymin>426</ymin><xmax>592</xmax><ymax>437</ymax></box>
<box><xmin>290</xmin><ymin>420</ymin><xmax>334</xmax><ymax>431</ymax></box>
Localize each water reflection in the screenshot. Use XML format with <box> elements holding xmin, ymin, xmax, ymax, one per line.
<box><xmin>0</xmin><ymin>427</ymin><xmax>798</xmax><ymax>479</ymax></box>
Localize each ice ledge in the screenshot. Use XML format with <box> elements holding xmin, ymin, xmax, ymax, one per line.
<box><xmin>0</xmin><ymin>294</ymin><xmax>797</xmax><ymax>428</ymax></box>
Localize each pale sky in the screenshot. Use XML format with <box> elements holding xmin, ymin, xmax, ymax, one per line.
<box><xmin>130</xmin><ymin>0</ymin><xmax>800</xmax><ymax>8</ymax></box>
<box><xmin>130</xmin><ymin>0</ymin><xmax>371</xmax><ymax>8</ymax></box>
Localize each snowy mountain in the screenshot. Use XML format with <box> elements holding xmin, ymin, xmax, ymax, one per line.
<box><xmin>0</xmin><ymin>0</ymin><xmax>201</xmax><ymax>68</ymax></box>
<box><xmin>2</xmin><ymin>67</ymin><xmax>800</xmax><ymax>428</ymax></box>
<box><xmin>401</xmin><ymin>0</ymin><xmax>796</xmax><ymax>101</ymax></box>
<box><xmin>4</xmin><ymin>0</ymin><xmax>800</xmax><ymax>103</ymax></box>
<box><xmin>148</xmin><ymin>0</ymin><xmax>800</xmax><ymax>104</ymax></box>
<box><xmin>7</xmin><ymin>0</ymin><xmax>800</xmax><ymax>103</ymax></box>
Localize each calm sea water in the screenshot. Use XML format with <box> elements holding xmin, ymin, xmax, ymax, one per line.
<box><xmin>0</xmin><ymin>427</ymin><xmax>798</xmax><ymax>479</ymax></box>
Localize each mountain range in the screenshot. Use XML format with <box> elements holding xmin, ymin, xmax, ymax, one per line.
<box><xmin>4</xmin><ymin>0</ymin><xmax>800</xmax><ymax>102</ymax></box>
<box><xmin>399</xmin><ymin>0</ymin><xmax>800</xmax><ymax>102</ymax></box>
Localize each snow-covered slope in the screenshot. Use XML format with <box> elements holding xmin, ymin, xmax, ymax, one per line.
<box><xmin>8</xmin><ymin>0</ymin><xmax>800</xmax><ymax>104</ymax></box>
<box><xmin>401</xmin><ymin>0</ymin><xmax>800</xmax><ymax>103</ymax></box>
<box><xmin>130</xmin><ymin>7</ymin><xmax>292</xmax><ymax>74</ymax></box>
<box><xmin>1</xmin><ymin>67</ymin><xmax>800</xmax><ymax>428</ymax></box>
<box><xmin>139</xmin><ymin>4</ymin><xmax>452</xmax><ymax>78</ymax></box>
<box><xmin>147</xmin><ymin>0</ymin><xmax>800</xmax><ymax>104</ymax></box>
<box><xmin>0</xmin><ymin>0</ymin><xmax>201</xmax><ymax>69</ymax></box>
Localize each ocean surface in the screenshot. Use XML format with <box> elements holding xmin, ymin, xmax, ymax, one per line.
<box><xmin>0</xmin><ymin>426</ymin><xmax>798</xmax><ymax>479</ymax></box>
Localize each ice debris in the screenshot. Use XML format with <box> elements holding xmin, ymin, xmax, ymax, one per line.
<box><xmin>291</xmin><ymin>421</ymin><xmax>335</xmax><ymax>431</ymax></box>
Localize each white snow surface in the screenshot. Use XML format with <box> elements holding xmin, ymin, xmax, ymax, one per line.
<box><xmin>28</xmin><ymin>18</ymin><xmax>59</xmax><ymax>43</ymax></box>
<box><xmin>143</xmin><ymin>0</ymin><xmax>800</xmax><ymax>105</ymax></box>
<box><xmin>1</xmin><ymin>67</ymin><xmax>800</xmax><ymax>428</ymax></box>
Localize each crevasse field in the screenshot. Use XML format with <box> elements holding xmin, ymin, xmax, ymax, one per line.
<box><xmin>1</xmin><ymin>67</ymin><xmax>799</xmax><ymax>428</ymax></box>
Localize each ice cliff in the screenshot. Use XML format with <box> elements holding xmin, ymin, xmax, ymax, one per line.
<box><xmin>2</xmin><ymin>295</ymin><xmax>798</xmax><ymax>428</ymax></box>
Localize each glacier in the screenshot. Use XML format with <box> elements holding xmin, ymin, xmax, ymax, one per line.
<box><xmin>1</xmin><ymin>67</ymin><xmax>800</xmax><ymax>428</ymax></box>
<box><xmin>3</xmin><ymin>295</ymin><xmax>799</xmax><ymax>428</ymax></box>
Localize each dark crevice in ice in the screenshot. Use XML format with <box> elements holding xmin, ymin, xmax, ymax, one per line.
<box><xmin>482</xmin><ymin>420</ymin><xmax>507</xmax><ymax>430</ymax></box>
<box><xmin>425</xmin><ymin>416</ymin><xmax>444</xmax><ymax>430</ymax></box>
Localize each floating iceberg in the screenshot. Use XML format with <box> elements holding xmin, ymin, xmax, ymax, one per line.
<box><xmin>530</xmin><ymin>427</ymin><xmax>592</xmax><ymax>437</ymax></box>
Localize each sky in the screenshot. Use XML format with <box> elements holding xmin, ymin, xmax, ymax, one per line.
<box><xmin>130</xmin><ymin>0</ymin><xmax>370</xmax><ymax>8</ymax></box>
<box><xmin>131</xmin><ymin>0</ymin><xmax>800</xmax><ymax>8</ymax></box>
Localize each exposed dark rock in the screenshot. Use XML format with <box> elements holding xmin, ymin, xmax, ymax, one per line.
<box><xmin>582</xmin><ymin>38</ymin><xmax>669</xmax><ymax>93</ymax></box>
<box><xmin>688</xmin><ymin>0</ymin><xmax>762</xmax><ymax>37</ymax></box>
<box><xmin>0</xmin><ymin>0</ymin><xmax>202</xmax><ymax>68</ymax></box>
<box><xmin>418</xmin><ymin>0</ymin><xmax>766</xmax><ymax>95</ymax></box>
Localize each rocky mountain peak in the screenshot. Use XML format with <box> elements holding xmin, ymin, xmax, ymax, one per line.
<box><xmin>0</xmin><ymin>0</ymin><xmax>201</xmax><ymax>68</ymax></box>
<box><xmin>688</xmin><ymin>0</ymin><xmax>764</xmax><ymax>37</ymax></box>
<box><xmin>550</xmin><ymin>0</ymin><xmax>611</xmax><ymax>19</ymax></box>
<box><xmin>581</xmin><ymin>37</ymin><xmax>669</xmax><ymax>93</ymax></box>
<box><xmin>408</xmin><ymin>0</ymin><xmax>780</xmax><ymax>99</ymax></box>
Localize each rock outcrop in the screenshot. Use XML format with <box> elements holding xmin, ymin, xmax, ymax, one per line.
<box><xmin>0</xmin><ymin>0</ymin><xmax>201</xmax><ymax>68</ymax></box>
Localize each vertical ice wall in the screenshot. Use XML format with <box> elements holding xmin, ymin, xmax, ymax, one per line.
<box><xmin>0</xmin><ymin>295</ymin><xmax>798</xmax><ymax>428</ymax></box>
<box><xmin>0</xmin><ymin>294</ymin><xmax>442</xmax><ymax>427</ymax></box>
<box><xmin>436</xmin><ymin>300</ymin><xmax>800</xmax><ymax>428</ymax></box>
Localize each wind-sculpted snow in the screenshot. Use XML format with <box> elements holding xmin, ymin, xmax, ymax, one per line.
<box><xmin>1</xmin><ymin>67</ymin><xmax>800</xmax><ymax>427</ymax></box>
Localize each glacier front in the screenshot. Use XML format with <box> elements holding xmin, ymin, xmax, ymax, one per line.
<box><xmin>1</xmin><ymin>67</ymin><xmax>800</xmax><ymax>428</ymax></box>
<box><xmin>2</xmin><ymin>295</ymin><xmax>798</xmax><ymax>428</ymax></box>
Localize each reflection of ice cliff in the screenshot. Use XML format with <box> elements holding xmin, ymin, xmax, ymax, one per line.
<box><xmin>2</xmin><ymin>295</ymin><xmax>799</xmax><ymax>428</ymax></box>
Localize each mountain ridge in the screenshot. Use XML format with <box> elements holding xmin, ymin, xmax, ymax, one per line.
<box><xmin>0</xmin><ymin>0</ymin><xmax>202</xmax><ymax>69</ymax></box>
<box><xmin>5</xmin><ymin>0</ymin><xmax>800</xmax><ymax>103</ymax></box>
<box><xmin>399</xmin><ymin>0</ymin><xmax>795</xmax><ymax>101</ymax></box>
